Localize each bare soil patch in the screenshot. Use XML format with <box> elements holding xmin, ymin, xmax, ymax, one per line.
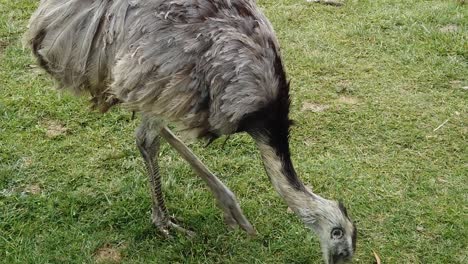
<box><xmin>301</xmin><ymin>102</ymin><xmax>330</xmax><ymax>112</ymax></box>
<box><xmin>94</xmin><ymin>244</ymin><xmax>123</xmax><ymax>264</ymax></box>
<box><xmin>42</xmin><ymin>120</ymin><xmax>68</xmax><ymax>138</ymax></box>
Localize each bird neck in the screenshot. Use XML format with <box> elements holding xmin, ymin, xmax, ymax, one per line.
<box><xmin>255</xmin><ymin>139</ymin><xmax>325</xmax><ymax>220</ymax></box>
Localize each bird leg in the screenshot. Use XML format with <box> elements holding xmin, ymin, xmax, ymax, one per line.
<box><xmin>136</xmin><ymin>119</ymin><xmax>195</xmax><ymax>238</ymax></box>
<box><xmin>160</xmin><ymin>127</ymin><xmax>256</xmax><ymax>235</ymax></box>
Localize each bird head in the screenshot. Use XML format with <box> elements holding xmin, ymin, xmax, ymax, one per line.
<box><xmin>298</xmin><ymin>198</ymin><xmax>357</xmax><ymax>264</ymax></box>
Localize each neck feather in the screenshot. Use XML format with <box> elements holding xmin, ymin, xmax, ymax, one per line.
<box><xmin>255</xmin><ymin>139</ymin><xmax>325</xmax><ymax>217</ymax></box>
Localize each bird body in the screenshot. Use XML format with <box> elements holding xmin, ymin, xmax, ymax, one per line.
<box><xmin>25</xmin><ymin>0</ymin><xmax>284</xmax><ymax>139</ymax></box>
<box><xmin>25</xmin><ymin>1</ymin><xmax>356</xmax><ymax>263</ymax></box>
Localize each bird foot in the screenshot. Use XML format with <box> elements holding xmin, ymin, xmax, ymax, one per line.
<box><xmin>217</xmin><ymin>191</ymin><xmax>256</xmax><ymax>236</ymax></box>
<box><xmin>222</xmin><ymin>209</ymin><xmax>256</xmax><ymax>236</ymax></box>
<box><xmin>152</xmin><ymin>213</ymin><xmax>196</xmax><ymax>238</ymax></box>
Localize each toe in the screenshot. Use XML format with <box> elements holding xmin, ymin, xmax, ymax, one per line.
<box><xmin>169</xmin><ymin>221</ymin><xmax>196</xmax><ymax>238</ymax></box>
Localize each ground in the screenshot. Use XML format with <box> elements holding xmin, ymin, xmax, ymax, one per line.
<box><xmin>0</xmin><ymin>0</ymin><xmax>466</xmax><ymax>263</ymax></box>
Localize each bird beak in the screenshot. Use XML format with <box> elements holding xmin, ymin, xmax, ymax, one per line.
<box><xmin>323</xmin><ymin>251</ymin><xmax>333</xmax><ymax>264</ymax></box>
<box><xmin>325</xmin><ymin>251</ymin><xmax>348</xmax><ymax>264</ymax></box>
<box><xmin>329</xmin><ymin>253</ymin><xmax>349</xmax><ymax>264</ymax></box>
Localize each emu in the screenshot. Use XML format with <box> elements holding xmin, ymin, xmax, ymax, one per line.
<box><xmin>24</xmin><ymin>0</ymin><xmax>356</xmax><ymax>263</ymax></box>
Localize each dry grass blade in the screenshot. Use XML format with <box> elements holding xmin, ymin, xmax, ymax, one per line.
<box><xmin>433</xmin><ymin>119</ymin><xmax>449</xmax><ymax>132</ymax></box>
<box><xmin>373</xmin><ymin>251</ymin><xmax>382</xmax><ymax>264</ymax></box>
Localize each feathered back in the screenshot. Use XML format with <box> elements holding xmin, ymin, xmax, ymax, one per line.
<box><xmin>25</xmin><ymin>0</ymin><xmax>290</xmax><ymax>138</ymax></box>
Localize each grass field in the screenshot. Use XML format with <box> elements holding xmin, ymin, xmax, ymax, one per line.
<box><xmin>1</xmin><ymin>0</ymin><xmax>467</xmax><ymax>263</ymax></box>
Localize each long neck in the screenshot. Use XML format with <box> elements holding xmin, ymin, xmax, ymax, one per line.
<box><xmin>255</xmin><ymin>137</ymin><xmax>325</xmax><ymax>218</ymax></box>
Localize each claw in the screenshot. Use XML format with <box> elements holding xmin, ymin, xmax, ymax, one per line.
<box><xmin>158</xmin><ymin>226</ymin><xmax>173</xmax><ymax>239</ymax></box>
<box><xmin>152</xmin><ymin>213</ymin><xmax>196</xmax><ymax>238</ymax></box>
<box><xmin>169</xmin><ymin>221</ymin><xmax>196</xmax><ymax>237</ymax></box>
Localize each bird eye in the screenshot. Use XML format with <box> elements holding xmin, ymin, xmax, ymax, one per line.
<box><xmin>331</xmin><ymin>227</ymin><xmax>344</xmax><ymax>239</ymax></box>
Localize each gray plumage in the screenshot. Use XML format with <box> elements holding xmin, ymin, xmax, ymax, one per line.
<box><xmin>25</xmin><ymin>0</ymin><xmax>281</xmax><ymax>137</ymax></box>
<box><xmin>24</xmin><ymin>1</ymin><xmax>356</xmax><ymax>263</ymax></box>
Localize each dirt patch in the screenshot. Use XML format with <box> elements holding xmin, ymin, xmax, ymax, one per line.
<box><xmin>23</xmin><ymin>184</ymin><xmax>41</xmax><ymax>195</ymax></box>
<box><xmin>337</xmin><ymin>96</ymin><xmax>359</xmax><ymax>105</ymax></box>
<box><xmin>439</xmin><ymin>24</ymin><xmax>459</xmax><ymax>33</ymax></box>
<box><xmin>42</xmin><ymin>120</ymin><xmax>68</xmax><ymax>138</ymax></box>
<box><xmin>94</xmin><ymin>244</ymin><xmax>123</xmax><ymax>264</ymax></box>
<box><xmin>301</xmin><ymin>102</ymin><xmax>330</xmax><ymax>112</ymax></box>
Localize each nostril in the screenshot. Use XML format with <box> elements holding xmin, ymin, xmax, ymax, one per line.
<box><xmin>339</xmin><ymin>249</ymin><xmax>350</xmax><ymax>258</ymax></box>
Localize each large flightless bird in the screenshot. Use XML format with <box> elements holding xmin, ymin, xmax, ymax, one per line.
<box><xmin>25</xmin><ymin>1</ymin><xmax>356</xmax><ymax>263</ymax></box>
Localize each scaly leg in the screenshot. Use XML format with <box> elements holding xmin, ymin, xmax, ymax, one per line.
<box><xmin>160</xmin><ymin>127</ymin><xmax>256</xmax><ymax>235</ymax></box>
<box><xmin>136</xmin><ymin>118</ymin><xmax>194</xmax><ymax>237</ymax></box>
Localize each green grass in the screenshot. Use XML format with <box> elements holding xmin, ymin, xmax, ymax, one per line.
<box><xmin>1</xmin><ymin>0</ymin><xmax>467</xmax><ymax>263</ymax></box>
